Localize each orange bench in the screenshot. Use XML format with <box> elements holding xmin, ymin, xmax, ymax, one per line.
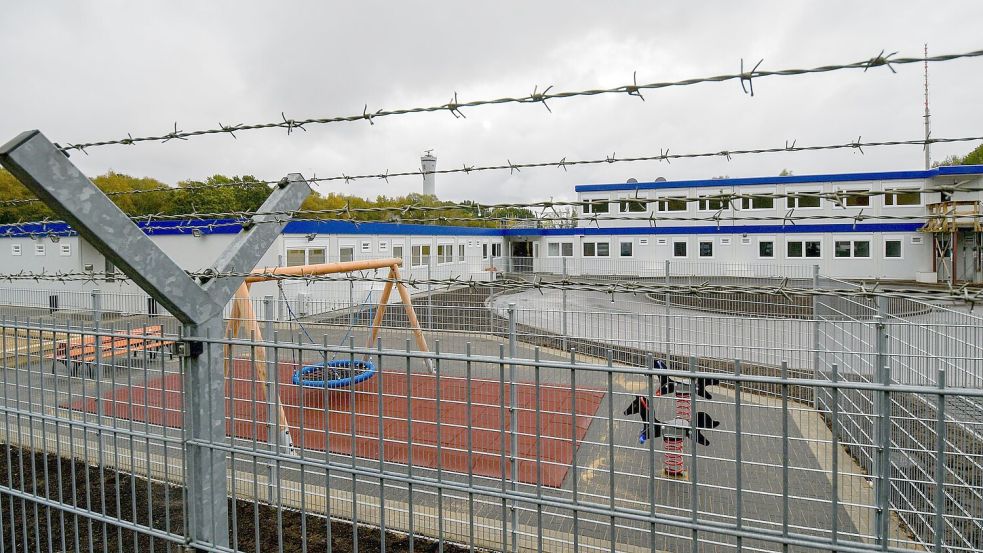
<box><xmin>50</xmin><ymin>325</ymin><xmax>175</xmax><ymax>374</ymax></box>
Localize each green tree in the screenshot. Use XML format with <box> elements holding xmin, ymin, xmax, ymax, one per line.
<box><xmin>932</xmin><ymin>143</ymin><xmax>983</xmax><ymax>167</ymax></box>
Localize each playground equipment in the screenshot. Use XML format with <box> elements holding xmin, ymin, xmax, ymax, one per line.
<box><xmin>624</xmin><ymin>359</ymin><xmax>720</xmax><ymax>479</ymax></box>
<box><xmin>225</xmin><ymin>257</ymin><xmax>433</xmax><ymax>452</ymax></box>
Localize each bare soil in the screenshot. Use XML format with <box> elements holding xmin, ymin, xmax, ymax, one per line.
<box><xmin>0</xmin><ymin>443</ymin><xmax>468</xmax><ymax>553</ymax></box>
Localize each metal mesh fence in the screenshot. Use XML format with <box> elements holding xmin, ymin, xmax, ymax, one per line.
<box><xmin>0</xmin><ymin>267</ymin><xmax>980</xmax><ymax>553</ymax></box>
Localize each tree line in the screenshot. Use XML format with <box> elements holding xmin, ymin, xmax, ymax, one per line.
<box><xmin>0</xmin><ymin>169</ymin><xmax>534</xmax><ymax>227</ymax></box>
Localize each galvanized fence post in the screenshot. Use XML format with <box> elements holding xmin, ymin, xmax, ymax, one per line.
<box><xmin>263</xmin><ymin>294</ymin><xmax>278</xmax><ymax>497</ymax></box>
<box><xmin>0</xmin><ymin>130</ymin><xmax>312</xmax><ymax>551</ymax></box>
<box><xmin>91</xmin><ymin>288</ymin><xmax>102</xmax><ymax>331</ymax></box>
<box><xmin>812</xmin><ymin>264</ymin><xmax>821</xmax><ymax>410</ymax></box>
<box><xmin>561</xmin><ymin>257</ymin><xmax>568</xmax><ymax>351</ymax></box>
<box><xmin>664</xmin><ymin>259</ymin><xmax>671</xmax><ymax>357</ymax></box>
<box><xmin>507</xmin><ymin>302</ymin><xmax>518</xmax><ymax>553</ymax></box>
<box><xmin>874</xmin><ymin>295</ymin><xmax>891</xmax><ymax>546</ymax></box>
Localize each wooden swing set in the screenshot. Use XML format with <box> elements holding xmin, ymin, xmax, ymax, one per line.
<box><xmin>223</xmin><ymin>257</ymin><xmax>432</xmax><ymax>451</ymax></box>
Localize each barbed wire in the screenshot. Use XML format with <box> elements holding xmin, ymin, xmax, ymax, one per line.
<box><xmin>2</xmin><ymin>206</ymin><xmax>980</xmax><ymax>239</ymax></box>
<box><xmin>52</xmin><ymin>48</ymin><xmax>983</xmax><ymax>154</ymax></box>
<box><xmin>0</xmin><ymin>269</ymin><xmax>979</xmax><ymax>303</ymax></box>
<box><xmin>3</xmin><ymin>134</ymin><xmax>981</xmax><ymax>210</ymax></box>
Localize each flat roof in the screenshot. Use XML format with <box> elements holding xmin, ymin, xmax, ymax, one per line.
<box><xmin>574</xmin><ymin>165</ymin><xmax>983</xmax><ymax>193</ymax></box>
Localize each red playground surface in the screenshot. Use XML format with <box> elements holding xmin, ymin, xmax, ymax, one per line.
<box><xmin>67</xmin><ymin>360</ymin><xmax>605</xmax><ymax>487</ymax></box>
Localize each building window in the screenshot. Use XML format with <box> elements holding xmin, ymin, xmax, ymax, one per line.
<box><xmin>673</xmin><ymin>241</ymin><xmax>687</xmax><ymax>257</ymax></box>
<box><xmin>491</xmin><ymin>243</ymin><xmax>502</xmax><ymax>258</ymax></box>
<box><xmin>657</xmin><ymin>196</ymin><xmax>687</xmax><ymax>212</ymax></box>
<box><xmin>885</xmin><ymin>239</ymin><xmax>902</xmax><ymax>258</ymax></box>
<box><xmin>458</xmin><ymin>244</ymin><xmax>465</xmax><ymax>261</ymax></box>
<box><xmin>698</xmin><ymin>195</ymin><xmax>726</xmax><ymax>211</ymax></box>
<box><xmin>740</xmin><ymin>237</ymin><xmax>752</xmax><ymax>245</ymax></box>
<box><xmin>548</xmin><ymin>242</ymin><xmax>573</xmax><ymax>257</ymax></box>
<box><xmin>583</xmin><ymin>241</ymin><xmax>610</xmax><ymax>257</ymax></box>
<box><xmin>699</xmin><ymin>240</ymin><xmax>713</xmax><ymax>257</ymax></box>
<box><xmin>786</xmin><ymin>192</ymin><xmax>821</xmax><ymax>209</ymax></box>
<box><xmin>11</xmin><ymin>244</ymin><xmax>21</xmax><ymax>256</ymax></box>
<box><xmin>638</xmin><ymin>238</ymin><xmax>649</xmax><ymax>246</ymax></box>
<box><xmin>379</xmin><ymin>241</ymin><xmax>389</xmax><ymax>252</ymax></box>
<box><xmin>339</xmin><ymin>246</ymin><xmax>355</xmax><ymax>263</ymax></box>
<box><xmin>834</xmin><ymin>240</ymin><xmax>870</xmax><ymax>258</ymax></box>
<box><xmin>411</xmin><ymin>245</ymin><xmax>431</xmax><ymax>267</ymax></box>
<box><xmin>392</xmin><ymin>245</ymin><xmax>404</xmax><ymax>261</ymax></box>
<box><xmin>619</xmin><ymin>196</ymin><xmax>646</xmax><ymax>212</ymax></box>
<box><xmin>842</xmin><ymin>190</ymin><xmax>870</xmax><ymax>207</ymax></box>
<box><xmin>910</xmin><ymin>236</ymin><xmax>923</xmax><ymax>245</ymax></box>
<box><xmin>360</xmin><ymin>241</ymin><xmax>371</xmax><ymax>253</ymax></box>
<box><xmin>884</xmin><ymin>189</ymin><xmax>921</xmax><ymax>206</ymax></box>
<box><xmin>583</xmin><ymin>199</ymin><xmax>610</xmax><ymax>214</ymax></box>
<box><xmin>620</xmin><ymin>241</ymin><xmax>633</xmax><ymax>257</ymax></box>
<box><xmin>308</xmin><ymin>248</ymin><xmax>325</xmax><ymax>264</ymax></box>
<box><xmin>35</xmin><ymin>244</ymin><xmax>45</xmax><ymax>256</ymax></box>
<box><xmin>437</xmin><ymin>244</ymin><xmax>453</xmax><ymax>264</ymax></box>
<box><xmin>758</xmin><ymin>240</ymin><xmax>775</xmax><ymax>258</ymax></box>
<box><xmin>105</xmin><ymin>258</ymin><xmax>116</xmax><ymax>283</ymax></box>
<box><xmin>286</xmin><ymin>248</ymin><xmax>306</xmax><ymax>266</ymax></box>
<box><xmin>57</xmin><ymin>244</ymin><xmax>70</xmax><ymax>256</ymax></box>
<box><xmin>720</xmin><ymin>237</ymin><xmax>731</xmax><ymax>246</ymax></box>
<box><xmin>741</xmin><ymin>195</ymin><xmax>774</xmax><ymax>210</ymax></box>
<box><xmin>787</xmin><ymin>240</ymin><xmax>822</xmax><ymax>258</ymax></box>
<box><xmin>656</xmin><ymin>238</ymin><xmax>668</xmax><ymax>246</ymax></box>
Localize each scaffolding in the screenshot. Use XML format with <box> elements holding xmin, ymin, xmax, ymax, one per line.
<box><xmin>920</xmin><ymin>200</ymin><xmax>983</xmax><ymax>284</ymax></box>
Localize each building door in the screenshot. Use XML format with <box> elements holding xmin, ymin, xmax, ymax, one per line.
<box><xmin>510</xmin><ymin>240</ymin><xmax>533</xmax><ymax>272</ymax></box>
<box><xmin>956</xmin><ymin>230</ymin><xmax>982</xmax><ymax>283</ymax></box>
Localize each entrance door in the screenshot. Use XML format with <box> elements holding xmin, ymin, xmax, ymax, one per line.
<box><xmin>956</xmin><ymin>230</ymin><xmax>982</xmax><ymax>283</ymax></box>
<box><xmin>510</xmin><ymin>241</ymin><xmax>533</xmax><ymax>272</ymax></box>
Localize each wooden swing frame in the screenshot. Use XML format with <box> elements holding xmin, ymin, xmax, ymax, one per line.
<box><xmin>223</xmin><ymin>257</ymin><xmax>431</xmax><ymax>447</ymax></box>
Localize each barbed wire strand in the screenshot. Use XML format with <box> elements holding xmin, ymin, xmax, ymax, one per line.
<box><xmin>50</xmin><ymin>48</ymin><xmax>983</xmax><ymax>154</ymax></box>
<box><xmin>3</xmin><ymin>134</ymin><xmax>980</xmax><ymax>209</ymax></box>
<box><xmin>0</xmin><ymin>270</ymin><xmax>979</xmax><ymax>303</ymax></box>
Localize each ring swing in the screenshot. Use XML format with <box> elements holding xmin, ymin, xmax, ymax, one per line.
<box><xmin>224</xmin><ymin>257</ymin><xmax>434</xmax><ymax>452</ymax></box>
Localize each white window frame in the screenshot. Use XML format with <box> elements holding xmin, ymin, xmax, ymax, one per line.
<box><xmin>411</xmin><ymin>244</ymin><xmax>431</xmax><ymax>267</ymax></box>
<box><xmin>883</xmin><ymin>188</ymin><xmax>922</xmax><ymax>207</ymax></box>
<box><xmin>35</xmin><ymin>243</ymin><xmax>46</xmax><ymax>256</ymax></box>
<box><xmin>786</xmin><ymin>237</ymin><xmax>823</xmax><ymax>259</ymax></box>
<box><xmin>833</xmin><ymin>239</ymin><xmax>871</xmax><ymax>259</ymax></box>
<box><xmin>740</xmin><ymin>236</ymin><xmax>752</xmax><ymax>245</ymax></box>
<box><xmin>339</xmin><ymin>245</ymin><xmax>355</xmax><ymax>263</ymax></box>
<box><xmin>618</xmin><ymin>194</ymin><xmax>647</xmax><ymax>213</ymax></box>
<box><xmin>619</xmin><ymin>240</ymin><xmax>633</xmax><ymax>257</ymax></box>
<box><xmin>757</xmin><ymin>238</ymin><xmax>776</xmax><ymax>259</ymax></box>
<box><xmin>11</xmin><ymin>244</ymin><xmax>21</xmax><ymax>256</ymax></box>
<box><xmin>656</xmin><ymin>195</ymin><xmax>687</xmax><ymax>212</ymax></box>
<box><xmin>307</xmin><ymin>247</ymin><xmax>326</xmax><ymax>265</ymax></box>
<box><xmin>785</xmin><ymin>190</ymin><xmax>822</xmax><ymax>209</ymax></box>
<box><xmin>490</xmin><ymin>243</ymin><xmax>502</xmax><ymax>258</ymax></box>
<box><xmin>360</xmin><ymin>241</ymin><xmax>371</xmax><ymax>253</ymax></box>
<box><xmin>720</xmin><ymin>237</ymin><xmax>732</xmax><ymax>246</ymax></box>
<box><xmin>698</xmin><ymin>239</ymin><xmax>714</xmax><ymax>258</ymax></box>
<box><xmin>378</xmin><ymin>240</ymin><xmax>389</xmax><ymax>252</ymax></box>
<box><xmin>838</xmin><ymin>189</ymin><xmax>871</xmax><ymax>208</ymax></box>
<box><xmin>436</xmin><ymin>243</ymin><xmax>454</xmax><ymax>264</ymax></box>
<box><xmin>910</xmin><ymin>236</ymin><xmax>924</xmax><ymax>245</ymax></box>
<box><xmin>739</xmin><ymin>189</ymin><xmax>775</xmax><ymax>211</ymax></box>
<box><xmin>672</xmin><ymin>239</ymin><xmax>688</xmax><ymax>258</ymax></box>
<box><xmin>582</xmin><ymin>198</ymin><xmax>611</xmax><ymax>214</ymax></box>
<box><xmin>656</xmin><ymin>238</ymin><xmax>669</xmax><ymax>246</ymax></box>
<box><xmin>884</xmin><ymin>236</ymin><xmax>903</xmax><ymax>259</ymax></box>
<box><xmin>583</xmin><ymin>241</ymin><xmax>610</xmax><ymax>257</ymax></box>
<box><xmin>392</xmin><ymin>243</ymin><xmax>404</xmax><ymax>262</ymax></box>
<box><xmin>638</xmin><ymin>238</ymin><xmax>649</xmax><ymax>246</ymax></box>
<box><xmin>697</xmin><ymin>194</ymin><xmax>727</xmax><ymax>212</ymax></box>
<box><xmin>547</xmin><ymin>242</ymin><xmax>561</xmax><ymax>257</ymax></box>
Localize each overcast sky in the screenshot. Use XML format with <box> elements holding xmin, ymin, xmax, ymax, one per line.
<box><xmin>2</xmin><ymin>2</ymin><xmax>982</xmax><ymax>204</ymax></box>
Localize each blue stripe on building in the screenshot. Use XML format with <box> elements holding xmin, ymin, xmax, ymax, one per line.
<box><xmin>574</xmin><ymin>165</ymin><xmax>983</xmax><ymax>193</ymax></box>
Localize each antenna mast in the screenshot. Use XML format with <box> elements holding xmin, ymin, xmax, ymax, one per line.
<box><xmin>924</xmin><ymin>43</ymin><xmax>931</xmax><ymax>169</ymax></box>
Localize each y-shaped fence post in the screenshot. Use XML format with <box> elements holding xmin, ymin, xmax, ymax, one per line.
<box><xmin>0</xmin><ymin>130</ymin><xmax>311</xmax><ymax>551</ymax></box>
